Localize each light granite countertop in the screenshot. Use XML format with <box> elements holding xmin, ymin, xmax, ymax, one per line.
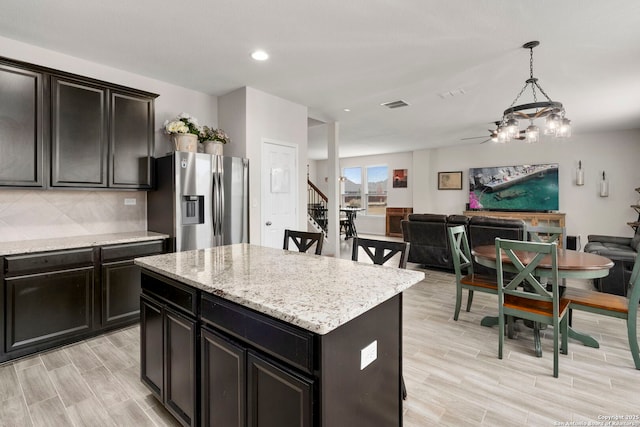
<box><xmin>0</xmin><ymin>231</ymin><xmax>169</xmax><ymax>256</ymax></box>
<box><xmin>134</xmin><ymin>243</ymin><xmax>425</xmax><ymax>335</ymax></box>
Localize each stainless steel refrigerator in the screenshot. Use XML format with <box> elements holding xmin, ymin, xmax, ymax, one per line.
<box><xmin>147</xmin><ymin>152</ymin><xmax>249</xmax><ymax>251</ymax></box>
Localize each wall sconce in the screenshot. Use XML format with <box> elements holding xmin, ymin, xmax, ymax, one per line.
<box><xmin>600</xmin><ymin>171</ymin><xmax>609</xmax><ymax>197</ymax></box>
<box><xmin>576</xmin><ymin>160</ymin><xmax>584</xmax><ymax>186</ymax></box>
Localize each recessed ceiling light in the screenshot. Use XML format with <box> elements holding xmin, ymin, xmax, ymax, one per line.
<box><xmin>343</xmin><ymin>108</ymin><xmax>351</xmax><ymax>112</ymax></box>
<box><xmin>251</xmin><ymin>50</ymin><xmax>269</xmax><ymax>61</ymax></box>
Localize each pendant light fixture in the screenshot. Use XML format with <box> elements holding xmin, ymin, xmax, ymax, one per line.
<box><xmin>496</xmin><ymin>41</ymin><xmax>571</xmax><ymax>143</ymax></box>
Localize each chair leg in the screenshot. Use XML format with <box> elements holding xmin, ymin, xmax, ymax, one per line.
<box><xmin>561</xmin><ymin>316</ymin><xmax>569</xmax><ymax>355</ymax></box>
<box><xmin>507</xmin><ymin>315</ymin><xmax>518</xmax><ymax>339</ymax></box>
<box><xmin>553</xmin><ymin>319</ymin><xmax>559</xmax><ymax>378</ymax></box>
<box><xmin>454</xmin><ymin>286</ymin><xmax>463</xmax><ymax>321</ymax></box>
<box><xmin>401</xmin><ymin>376</ymin><xmax>407</xmax><ymax>400</ymax></box>
<box><xmin>627</xmin><ymin>311</ymin><xmax>640</xmax><ymax>369</ymax></box>
<box><xmin>498</xmin><ymin>311</ymin><xmax>505</xmax><ymax>360</ymax></box>
<box><xmin>533</xmin><ymin>322</ymin><xmax>542</xmax><ymax>357</ymax></box>
<box><xmin>466</xmin><ymin>289</ymin><xmax>474</xmax><ymax>312</ymax></box>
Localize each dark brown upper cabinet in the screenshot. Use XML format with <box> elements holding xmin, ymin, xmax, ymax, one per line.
<box><xmin>0</xmin><ymin>56</ymin><xmax>158</xmax><ymax>190</ymax></box>
<box><xmin>51</xmin><ymin>77</ymin><xmax>108</xmax><ymax>187</ymax></box>
<box><xmin>110</xmin><ymin>91</ymin><xmax>154</xmax><ymax>189</ymax></box>
<box><xmin>0</xmin><ymin>62</ymin><xmax>44</xmax><ymax>187</ymax></box>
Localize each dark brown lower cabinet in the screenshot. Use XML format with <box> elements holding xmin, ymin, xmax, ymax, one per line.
<box><xmin>140</xmin><ymin>270</ymin><xmax>402</xmax><ymax>427</ymax></box>
<box><xmin>101</xmin><ymin>240</ymin><xmax>165</xmax><ymax>328</ymax></box>
<box><xmin>201</xmin><ymin>328</ymin><xmax>246</xmax><ymax>427</ymax></box>
<box><xmin>247</xmin><ymin>351</ymin><xmax>313</xmax><ymax>427</ymax></box>
<box><xmin>140</xmin><ymin>274</ymin><xmax>198</xmax><ymax>427</ymax></box>
<box><xmin>0</xmin><ymin>239</ymin><xmax>165</xmax><ymax>363</ymax></box>
<box><xmin>165</xmin><ymin>309</ymin><xmax>197</xmax><ymax>426</ymax></box>
<box><xmin>200</xmin><ymin>328</ymin><xmax>312</xmax><ymax>427</ymax></box>
<box><xmin>5</xmin><ymin>267</ymin><xmax>94</xmax><ymax>354</ymax></box>
<box><xmin>141</xmin><ymin>295</ymin><xmax>197</xmax><ymax>427</ymax></box>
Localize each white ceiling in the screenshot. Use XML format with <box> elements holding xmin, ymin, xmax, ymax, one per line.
<box><xmin>1</xmin><ymin>0</ymin><xmax>640</xmax><ymax>159</ymax></box>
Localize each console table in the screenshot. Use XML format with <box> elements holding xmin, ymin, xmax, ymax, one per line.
<box><xmin>464</xmin><ymin>211</ymin><xmax>566</xmax><ymax>246</ymax></box>
<box><xmin>386</xmin><ymin>207</ymin><xmax>413</xmax><ymax>237</ymax></box>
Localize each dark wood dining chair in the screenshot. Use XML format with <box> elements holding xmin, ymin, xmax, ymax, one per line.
<box><xmin>351</xmin><ymin>237</ymin><xmax>408</xmax><ymax>268</ymax></box>
<box><xmin>563</xmin><ymin>250</ymin><xmax>640</xmax><ymax>369</ymax></box>
<box><xmin>447</xmin><ymin>225</ymin><xmax>498</xmax><ymax>321</ymax></box>
<box><xmin>495</xmin><ymin>238</ymin><xmax>570</xmax><ymax>378</ymax></box>
<box><xmin>350</xmin><ymin>237</ymin><xmax>409</xmax><ymax>400</ymax></box>
<box><xmin>283</xmin><ymin>229</ymin><xmax>324</xmax><ymax>255</ymax></box>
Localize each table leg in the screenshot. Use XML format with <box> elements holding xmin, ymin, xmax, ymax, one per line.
<box><xmin>568</xmin><ymin>326</ymin><xmax>600</xmax><ymax>348</ymax></box>
<box><xmin>480</xmin><ymin>316</ymin><xmax>599</xmax><ymax>349</ymax></box>
<box><xmin>481</xmin><ymin>316</ymin><xmax>498</xmax><ymax>327</ymax></box>
<box><xmin>349</xmin><ymin>212</ymin><xmax>357</xmax><ymax>238</ymax></box>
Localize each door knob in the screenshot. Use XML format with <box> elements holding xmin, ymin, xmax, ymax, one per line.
<box><xmin>265</xmin><ymin>221</ymin><xmax>272</xmax><ymax>226</ymax></box>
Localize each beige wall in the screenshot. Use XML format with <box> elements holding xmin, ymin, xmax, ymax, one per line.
<box><xmin>219</xmin><ymin>87</ymin><xmax>309</xmax><ymax>245</ymax></box>
<box><xmin>0</xmin><ymin>190</ymin><xmax>146</xmax><ymax>242</ymax></box>
<box><xmin>311</xmin><ymin>129</ymin><xmax>640</xmax><ymax>244</ymax></box>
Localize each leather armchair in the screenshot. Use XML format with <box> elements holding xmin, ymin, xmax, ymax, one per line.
<box><xmin>402</xmin><ymin>214</ymin><xmax>450</xmax><ymax>270</ymax></box>
<box><xmin>584</xmin><ymin>230</ymin><xmax>640</xmax><ymax>296</ymax></box>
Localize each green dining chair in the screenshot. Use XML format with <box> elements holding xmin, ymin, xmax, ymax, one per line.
<box><xmin>495</xmin><ymin>238</ymin><xmax>570</xmax><ymax>378</ymax></box>
<box><xmin>526</xmin><ymin>225</ymin><xmax>567</xmax><ymax>248</ymax></box>
<box><xmin>447</xmin><ymin>225</ymin><xmax>498</xmax><ymax>321</ymax></box>
<box><xmin>564</xmin><ymin>250</ymin><xmax>640</xmax><ymax>369</ymax></box>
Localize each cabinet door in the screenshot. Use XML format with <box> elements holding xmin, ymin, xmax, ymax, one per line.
<box><xmin>0</xmin><ymin>63</ymin><xmax>43</xmax><ymax>187</ymax></box>
<box><xmin>4</xmin><ymin>267</ymin><xmax>93</xmax><ymax>354</ymax></box>
<box><xmin>247</xmin><ymin>351</ymin><xmax>313</xmax><ymax>427</ymax></box>
<box><xmin>51</xmin><ymin>77</ymin><xmax>108</xmax><ymax>187</ymax></box>
<box><xmin>110</xmin><ymin>91</ymin><xmax>154</xmax><ymax>189</ymax></box>
<box><xmin>201</xmin><ymin>328</ymin><xmax>246</xmax><ymax>427</ymax></box>
<box><xmin>140</xmin><ymin>294</ymin><xmax>163</xmax><ymax>398</ymax></box>
<box><xmin>101</xmin><ymin>261</ymin><xmax>141</xmax><ymax>327</ymax></box>
<box><xmin>165</xmin><ymin>307</ymin><xmax>198</xmax><ymax>427</ymax></box>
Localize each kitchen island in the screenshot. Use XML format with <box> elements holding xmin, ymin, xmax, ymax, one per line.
<box><xmin>134</xmin><ymin>243</ymin><xmax>424</xmax><ymax>427</ymax></box>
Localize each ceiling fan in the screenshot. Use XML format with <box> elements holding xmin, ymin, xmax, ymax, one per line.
<box><xmin>461</xmin><ymin>122</ymin><xmax>525</xmax><ymax>144</ymax></box>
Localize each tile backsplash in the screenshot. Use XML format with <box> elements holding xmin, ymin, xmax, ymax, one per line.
<box><xmin>0</xmin><ymin>190</ymin><xmax>146</xmax><ymax>242</ymax></box>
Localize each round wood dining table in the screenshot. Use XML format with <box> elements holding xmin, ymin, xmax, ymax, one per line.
<box><xmin>472</xmin><ymin>245</ymin><xmax>614</xmax><ymax>280</ymax></box>
<box><xmin>471</xmin><ymin>245</ymin><xmax>614</xmax><ymax>351</ymax></box>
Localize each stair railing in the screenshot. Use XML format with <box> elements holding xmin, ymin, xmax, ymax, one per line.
<box><xmin>308</xmin><ymin>180</ymin><xmax>328</xmax><ymax>233</ymax></box>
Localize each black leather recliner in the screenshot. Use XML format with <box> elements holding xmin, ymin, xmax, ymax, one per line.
<box><xmin>584</xmin><ymin>228</ymin><xmax>640</xmax><ymax>296</ymax></box>
<box><xmin>401</xmin><ymin>213</ymin><xmax>527</xmax><ymax>272</ymax></box>
<box><xmin>401</xmin><ymin>214</ymin><xmax>469</xmax><ymax>271</ymax></box>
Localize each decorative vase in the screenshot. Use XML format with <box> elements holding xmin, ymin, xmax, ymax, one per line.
<box><xmin>203</xmin><ymin>140</ymin><xmax>224</xmax><ymax>156</ymax></box>
<box><xmin>172</xmin><ymin>134</ymin><xmax>198</xmax><ymax>152</ymax></box>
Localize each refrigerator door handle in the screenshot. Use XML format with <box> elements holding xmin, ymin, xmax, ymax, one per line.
<box><xmin>218</xmin><ymin>156</ymin><xmax>225</xmax><ymax>241</ymax></box>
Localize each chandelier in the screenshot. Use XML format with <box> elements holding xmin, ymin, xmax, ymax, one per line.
<box><xmin>495</xmin><ymin>41</ymin><xmax>571</xmax><ymax>143</ymax></box>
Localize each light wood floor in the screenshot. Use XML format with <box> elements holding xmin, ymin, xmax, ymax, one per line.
<box><xmin>1</xmin><ymin>265</ymin><xmax>638</xmax><ymax>426</ymax></box>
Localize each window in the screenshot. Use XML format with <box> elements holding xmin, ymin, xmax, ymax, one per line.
<box><xmin>366</xmin><ymin>166</ymin><xmax>388</xmax><ymax>215</ymax></box>
<box><xmin>342</xmin><ymin>167</ymin><xmax>362</xmax><ymax>208</ymax></box>
<box><xmin>341</xmin><ymin>165</ymin><xmax>388</xmax><ymax>215</ymax></box>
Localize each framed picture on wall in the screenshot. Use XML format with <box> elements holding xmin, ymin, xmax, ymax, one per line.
<box><xmin>393</xmin><ymin>169</ymin><xmax>408</xmax><ymax>188</ymax></box>
<box><xmin>438</xmin><ymin>171</ymin><xmax>463</xmax><ymax>190</ymax></box>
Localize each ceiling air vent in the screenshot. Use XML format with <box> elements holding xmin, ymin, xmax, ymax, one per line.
<box><xmin>381</xmin><ymin>100</ymin><xmax>409</xmax><ymax>109</ymax></box>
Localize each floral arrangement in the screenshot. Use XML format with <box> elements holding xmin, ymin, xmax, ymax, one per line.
<box><xmin>200</xmin><ymin>126</ymin><xmax>231</xmax><ymax>144</ymax></box>
<box><xmin>163</xmin><ymin>113</ymin><xmax>201</xmax><ymax>136</ymax></box>
<box><xmin>163</xmin><ymin>112</ymin><xmax>231</xmax><ymax>148</ymax></box>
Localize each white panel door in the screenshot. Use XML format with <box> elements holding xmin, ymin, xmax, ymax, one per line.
<box><xmin>261</xmin><ymin>140</ymin><xmax>298</xmax><ymax>249</ymax></box>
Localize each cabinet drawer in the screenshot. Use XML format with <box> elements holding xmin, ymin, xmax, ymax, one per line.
<box><xmin>141</xmin><ymin>271</ymin><xmax>197</xmax><ymax>316</ymax></box>
<box><xmin>201</xmin><ymin>295</ymin><xmax>315</xmax><ymax>374</ymax></box>
<box><xmin>101</xmin><ymin>240</ymin><xmax>164</xmax><ymax>262</ymax></box>
<box><xmin>4</xmin><ymin>248</ymin><xmax>94</xmax><ymax>276</ymax></box>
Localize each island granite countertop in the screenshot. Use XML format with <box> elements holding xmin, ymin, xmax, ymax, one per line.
<box><xmin>0</xmin><ymin>231</ymin><xmax>169</xmax><ymax>256</ymax></box>
<box><xmin>135</xmin><ymin>243</ymin><xmax>425</xmax><ymax>335</ymax></box>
